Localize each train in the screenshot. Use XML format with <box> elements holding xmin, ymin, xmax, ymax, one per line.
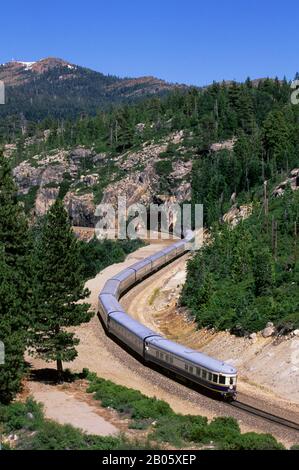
<box><xmin>97</xmin><ymin>234</ymin><xmax>237</xmax><ymax>400</ymax></box>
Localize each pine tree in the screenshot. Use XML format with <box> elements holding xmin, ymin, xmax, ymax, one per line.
<box><xmin>0</xmin><ymin>153</ymin><xmax>30</xmax><ymax>267</ymax></box>
<box><xmin>0</xmin><ymin>246</ymin><xmax>26</xmax><ymax>403</ymax></box>
<box><xmin>0</xmin><ymin>154</ymin><xmax>31</xmax><ymax>402</ymax></box>
<box><xmin>252</xmin><ymin>247</ymin><xmax>275</xmax><ymax>296</ymax></box>
<box><xmin>29</xmin><ymin>199</ymin><xmax>92</xmax><ymax>377</ymax></box>
<box><xmin>263</xmin><ymin>110</ymin><xmax>293</xmax><ymax>172</ymax></box>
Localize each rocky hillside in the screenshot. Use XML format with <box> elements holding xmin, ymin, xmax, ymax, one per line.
<box><xmin>0</xmin><ymin>57</ymin><xmax>184</xmax><ymax>122</ymax></box>
<box><xmin>9</xmin><ymin>131</ymin><xmax>193</xmax><ymax>227</ymax></box>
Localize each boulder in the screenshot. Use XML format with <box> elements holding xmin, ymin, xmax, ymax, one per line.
<box><xmin>223</xmin><ymin>204</ymin><xmax>253</xmax><ymax>227</ymax></box>
<box><xmin>69</xmin><ymin>147</ymin><xmax>93</xmax><ymax>163</ymax></box>
<box><xmin>262</xmin><ymin>325</ymin><xmax>276</xmax><ymax>338</ymax></box>
<box><xmin>273</xmin><ymin>168</ymin><xmax>299</xmax><ymax>196</ymax></box>
<box><xmin>249</xmin><ymin>332</ymin><xmax>257</xmax><ymax>341</ymax></box>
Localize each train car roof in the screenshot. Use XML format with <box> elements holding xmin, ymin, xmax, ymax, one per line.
<box><xmin>147</xmin><ymin>337</ymin><xmax>236</xmax><ymax>375</ymax></box>
<box><xmin>149</xmin><ymin>251</ymin><xmax>166</xmax><ymax>261</ymax></box>
<box><xmin>172</xmin><ymin>240</ymin><xmax>186</xmax><ymax>248</ymax></box>
<box><xmin>110</xmin><ymin>312</ymin><xmax>161</xmax><ymax>340</ymax></box>
<box><xmin>129</xmin><ymin>259</ymin><xmax>151</xmax><ymax>272</ymax></box>
<box><xmin>162</xmin><ymin>245</ymin><xmax>176</xmax><ymax>254</ymax></box>
<box><xmin>100</xmin><ymin>279</ymin><xmax>120</xmax><ymax>297</ymax></box>
<box><xmin>98</xmin><ymin>293</ymin><xmax>125</xmax><ymax>315</ymax></box>
<box><xmin>111</xmin><ymin>267</ymin><xmax>136</xmax><ymax>282</ymax></box>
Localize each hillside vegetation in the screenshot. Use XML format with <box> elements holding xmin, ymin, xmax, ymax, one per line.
<box><xmin>181</xmin><ymin>187</ymin><xmax>299</xmax><ymax>334</ymax></box>
<box><xmin>0</xmin><ymin>371</ymin><xmax>287</xmax><ymax>450</ymax></box>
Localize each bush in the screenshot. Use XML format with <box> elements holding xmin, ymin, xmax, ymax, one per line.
<box><xmin>16</xmin><ymin>420</ymin><xmax>123</xmax><ymax>450</ymax></box>
<box><xmin>220</xmin><ymin>432</ymin><xmax>285</xmax><ymax>450</ymax></box>
<box><xmin>207</xmin><ymin>416</ymin><xmax>240</xmax><ymax>441</ymax></box>
<box><xmin>155</xmin><ymin>160</ymin><xmax>173</xmax><ymax>176</ymax></box>
<box><xmin>87</xmin><ymin>375</ymin><xmax>173</xmax><ymax>421</ymax></box>
<box><xmin>151</xmin><ymin>414</ymin><xmax>208</xmax><ymax>446</ymax></box>
<box><xmin>131</xmin><ymin>397</ymin><xmax>173</xmax><ymax>420</ymax></box>
<box><xmin>0</xmin><ymin>398</ymin><xmax>44</xmax><ymax>432</ymax></box>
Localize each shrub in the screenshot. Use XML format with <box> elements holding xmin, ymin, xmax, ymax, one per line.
<box><xmin>0</xmin><ymin>398</ymin><xmax>44</xmax><ymax>432</ymax></box>
<box><xmin>155</xmin><ymin>160</ymin><xmax>172</xmax><ymax>176</ymax></box>
<box><xmin>207</xmin><ymin>416</ymin><xmax>240</xmax><ymax>441</ymax></box>
<box><xmin>220</xmin><ymin>432</ymin><xmax>285</xmax><ymax>450</ymax></box>
<box><xmin>16</xmin><ymin>420</ymin><xmax>122</xmax><ymax>450</ymax></box>
<box><xmin>151</xmin><ymin>414</ymin><xmax>208</xmax><ymax>446</ymax></box>
<box><xmin>87</xmin><ymin>376</ymin><xmax>172</xmax><ymax>421</ymax></box>
<box><xmin>131</xmin><ymin>397</ymin><xmax>172</xmax><ymax>420</ymax></box>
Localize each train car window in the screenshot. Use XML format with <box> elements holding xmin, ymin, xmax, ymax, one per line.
<box><xmin>219</xmin><ymin>375</ymin><xmax>226</xmax><ymax>384</ymax></box>
<box><xmin>189</xmin><ymin>366</ymin><xmax>193</xmax><ymax>374</ymax></box>
<box><xmin>230</xmin><ymin>377</ymin><xmax>234</xmax><ymax>385</ymax></box>
<box><xmin>208</xmin><ymin>372</ymin><xmax>212</xmax><ymax>381</ymax></box>
<box><xmin>202</xmin><ymin>370</ymin><xmax>207</xmax><ymax>379</ymax></box>
<box><xmin>185</xmin><ymin>364</ymin><xmax>188</xmax><ymax>371</ymax></box>
<box><xmin>196</xmin><ymin>368</ymin><xmax>201</xmax><ymax>376</ymax></box>
<box><xmin>213</xmin><ymin>374</ymin><xmax>218</xmax><ymax>383</ymax></box>
<box><xmin>156</xmin><ymin>351</ymin><xmax>159</xmax><ymax>358</ymax></box>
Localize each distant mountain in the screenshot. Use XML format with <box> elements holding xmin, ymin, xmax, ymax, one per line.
<box><xmin>0</xmin><ymin>57</ymin><xmax>184</xmax><ymax>122</ymax></box>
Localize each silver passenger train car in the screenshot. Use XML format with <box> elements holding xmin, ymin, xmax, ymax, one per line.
<box><xmin>98</xmin><ymin>236</ymin><xmax>237</xmax><ymax>399</ymax></box>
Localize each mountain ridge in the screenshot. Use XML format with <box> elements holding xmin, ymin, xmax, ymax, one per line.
<box><xmin>0</xmin><ymin>57</ymin><xmax>185</xmax><ymax>123</ymax></box>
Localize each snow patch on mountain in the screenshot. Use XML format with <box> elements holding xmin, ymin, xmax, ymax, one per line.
<box><xmin>16</xmin><ymin>61</ymin><xmax>36</xmax><ymax>70</ymax></box>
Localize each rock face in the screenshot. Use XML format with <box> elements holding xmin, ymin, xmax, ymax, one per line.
<box><xmin>273</xmin><ymin>168</ymin><xmax>299</xmax><ymax>196</ymax></box>
<box><xmin>102</xmin><ymin>165</ymin><xmax>158</xmax><ymax>208</ymax></box>
<box><xmin>102</xmin><ymin>133</ymin><xmax>191</xmax><ymax>210</ymax></box>
<box><xmin>35</xmin><ymin>187</ymin><xmax>60</xmax><ymax>217</ymax></box>
<box><xmin>223</xmin><ymin>203</ymin><xmax>253</xmax><ymax>227</ymax></box>
<box><xmin>210</xmin><ymin>138</ymin><xmax>236</xmax><ymax>152</ymax></box>
<box><xmin>11</xmin><ymin>132</ymin><xmax>193</xmax><ymax>227</ymax></box>
<box><xmin>13</xmin><ymin>150</ymin><xmax>75</xmax><ymax>195</ymax></box>
<box><xmin>64</xmin><ymin>191</ymin><xmax>96</xmax><ymax>227</ymax></box>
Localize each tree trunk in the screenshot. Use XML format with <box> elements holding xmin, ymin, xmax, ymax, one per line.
<box><xmin>57</xmin><ymin>359</ymin><xmax>63</xmax><ymax>382</ymax></box>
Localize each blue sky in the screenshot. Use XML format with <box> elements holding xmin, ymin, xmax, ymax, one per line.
<box><xmin>1</xmin><ymin>0</ymin><xmax>298</xmax><ymax>86</ymax></box>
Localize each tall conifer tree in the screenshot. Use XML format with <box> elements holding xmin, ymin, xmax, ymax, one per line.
<box><xmin>29</xmin><ymin>199</ymin><xmax>92</xmax><ymax>377</ymax></box>
<box><xmin>0</xmin><ymin>154</ymin><xmax>31</xmax><ymax>402</ymax></box>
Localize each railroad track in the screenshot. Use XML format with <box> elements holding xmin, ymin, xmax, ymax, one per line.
<box><xmin>231</xmin><ymin>401</ymin><xmax>299</xmax><ymax>432</ymax></box>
